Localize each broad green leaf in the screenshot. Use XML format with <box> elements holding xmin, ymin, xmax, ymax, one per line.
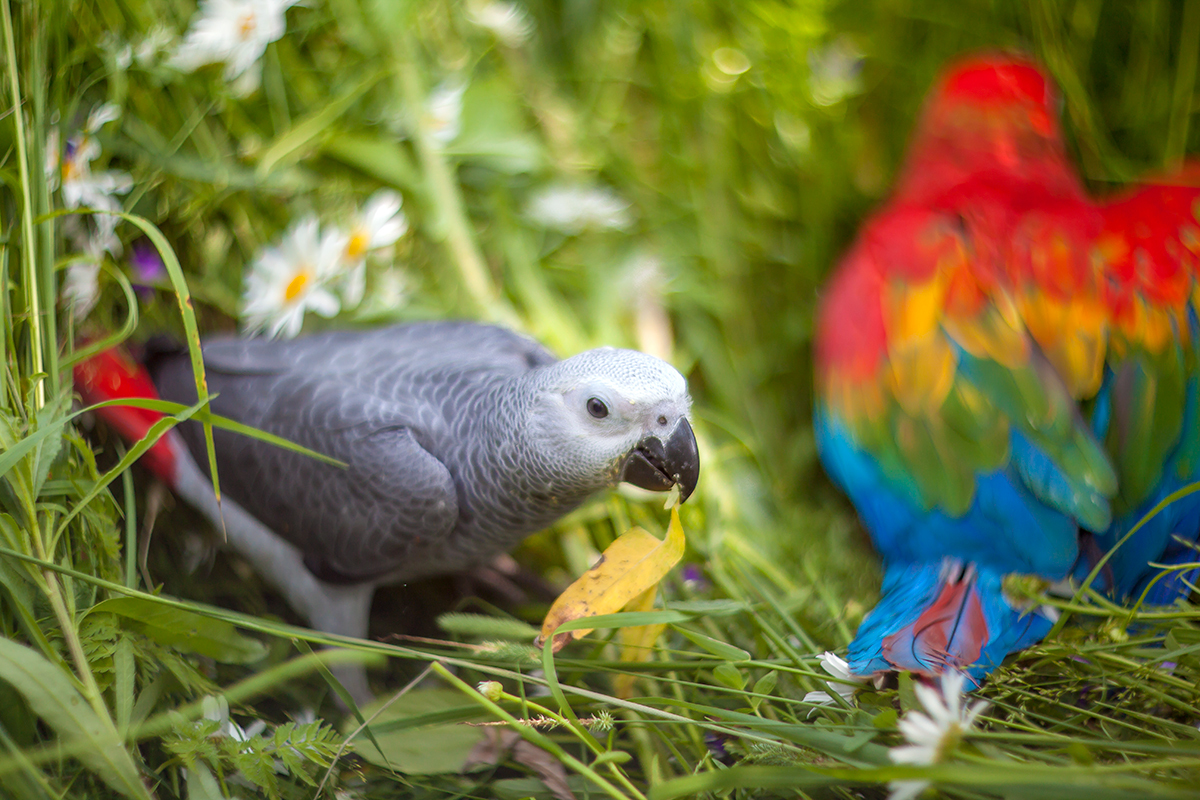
<box><xmin>344</xmin><ymin>689</ymin><xmax>485</xmax><ymax>774</ymax></box>
<box><xmin>672</xmin><ymin>625</ymin><xmax>752</xmax><ymax>662</ymax></box>
<box><xmin>0</xmin><ymin>638</ymin><xmax>151</xmax><ymax>800</ymax></box>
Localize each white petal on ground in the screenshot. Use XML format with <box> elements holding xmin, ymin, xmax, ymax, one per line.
<box><xmin>803</xmin><ymin>651</ymin><xmax>867</xmax><ymax>708</ymax></box>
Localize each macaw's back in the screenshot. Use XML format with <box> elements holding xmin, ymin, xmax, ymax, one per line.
<box><xmin>815</xmin><ymin>53</ymin><xmax>1200</xmax><ymax>685</ymax></box>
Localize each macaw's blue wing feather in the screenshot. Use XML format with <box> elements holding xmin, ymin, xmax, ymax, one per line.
<box><xmin>816</xmin><ymin>407</ymin><xmax>1081</xmax><ymax>579</ymax></box>
<box><xmin>848</xmin><ymin>560</ymin><xmax>1056</xmax><ymax>686</ymax></box>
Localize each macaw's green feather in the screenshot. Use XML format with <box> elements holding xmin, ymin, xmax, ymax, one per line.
<box><xmin>954</xmin><ymin>345</ymin><xmax>1115</xmax><ymax>531</ymax></box>
<box><xmin>938</xmin><ymin>382</ymin><xmax>1010</xmax><ymax>472</ymax></box>
<box><xmin>1108</xmin><ymin>346</ymin><xmax>1188</xmax><ymax>514</ymax></box>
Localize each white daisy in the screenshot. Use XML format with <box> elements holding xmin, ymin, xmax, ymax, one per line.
<box><xmin>339</xmin><ymin>190</ymin><xmax>408</xmax><ymax>306</ymax></box>
<box><xmin>62</xmin><ymin>246</ymin><xmax>104</xmax><ymax>321</ymax></box>
<box><xmin>170</xmin><ymin>0</ymin><xmax>297</xmax><ymax>88</ymax></box>
<box><xmin>887</xmin><ymin>671</ymin><xmax>989</xmax><ymax>800</ymax></box>
<box><xmin>241</xmin><ymin>216</ymin><xmax>346</xmax><ymax>339</ymax></box>
<box><xmin>135</xmin><ymin>24</ymin><xmax>178</xmax><ymax>68</ymax></box>
<box><xmin>525</xmin><ymin>183</ymin><xmax>633</xmax><ymax>234</ymax></box>
<box><xmin>466</xmin><ymin>0</ymin><xmax>533</xmax><ymax>47</ymax></box>
<box><xmin>803</xmin><ymin>651</ymin><xmax>867</xmax><ymax>710</ymax></box>
<box><xmin>47</xmin><ymin>103</ymin><xmax>131</xmax><ymax>214</ymax></box>
<box><xmin>424</xmin><ymin>80</ymin><xmax>466</xmax><ymax>146</ymax></box>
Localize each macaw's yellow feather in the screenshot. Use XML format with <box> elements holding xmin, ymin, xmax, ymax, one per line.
<box><xmin>1017</xmin><ymin>291</ymin><xmax>1108</xmax><ymax>398</ymax></box>
<box><xmin>885</xmin><ymin>271</ymin><xmax>948</xmax><ymax>346</ymax></box>
<box><xmin>1133</xmin><ymin>298</ymin><xmax>1178</xmax><ymax>354</ymax></box>
<box><xmin>823</xmin><ymin>371</ymin><xmax>887</xmax><ymax>428</ymax></box>
<box><xmin>943</xmin><ymin>306</ymin><xmax>1028</xmax><ymax>370</ymax></box>
<box><xmin>887</xmin><ymin>333</ymin><xmax>957</xmax><ymax>417</ymax></box>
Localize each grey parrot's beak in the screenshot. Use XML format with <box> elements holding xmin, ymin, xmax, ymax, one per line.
<box><xmin>620</xmin><ymin>418</ymin><xmax>700</xmax><ymax>502</ymax></box>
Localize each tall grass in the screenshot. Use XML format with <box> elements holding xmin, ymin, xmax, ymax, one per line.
<box><xmin>0</xmin><ymin>0</ymin><xmax>1198</xmax><ymax>797</ymax></box>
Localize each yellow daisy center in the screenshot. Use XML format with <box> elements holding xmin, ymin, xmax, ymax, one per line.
<box><xmin>346</xmin><ymin>231</ymin><xmax>369</xmax><ymax>260</ymax></box>
<box><xmin>284</xmin><ymin>269</ymin><xmax>311</xmax><ymax>302</ymax></box>
<box><xmin>238</xmin><ymin>11</ymin><xmax>257</xmax><ymax>41</ymax></box>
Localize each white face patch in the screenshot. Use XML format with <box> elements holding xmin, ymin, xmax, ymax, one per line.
<box><xmin>525</xmin><ymin>347</ymin><xmax>693</xmax><ymax>482</ymax></box>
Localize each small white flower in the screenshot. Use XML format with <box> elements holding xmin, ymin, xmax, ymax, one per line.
<box><xmin>105</xmin><ymin>36</ymin><xmax>134</xmax><ymax>71</ymax></box>
<box><xmin>62</xmin><ymin>247</ymin><xmax>103</xmax><ymax>320</ymax></box>
<box><xmin>86</xmin><ymin>103</ymin><xmax>122</xmax><ymax>133</ymax></box>
<box><xmin>466</xmin><ymin>0</ymin><xmax>533</xmax><ymax>47</ymax></box>
<box><xmin>424</xmin><ymin>80</ymin><xmax>466</xmax><ymax>146</ymax></box>
<box><xmin>62</xmin><ymin>169</ymin><xmax>133</xmax><ymax>213</ymax></box>
<box><xmin>887</xmin><ymin>671</ymin><xmax>989</xmax><ymax>800</ymax></box>
<box><xmin>525</xmin><ymin>183</ymin><xmax>633</xmax><ymax>234</ymax></box>
<box><xmin>339</xmin><ymin>190</ymin><xmax>408</xmax><ymax>306</ymax></box>
<box><xmin>135</xmin><ymin>24</ymin><xmax>178</xmax><ymax>67</ymax></box>
<box><xmin>46</xmin><ymin>103</ymin><xmax>131</xmax><ymax>214</ymax></box>
<box><xmin>170</xmin><ymin>0</ymin><xmax>297</xmax><ymax>85</ymax></box>
<box><xmin>803</xmin><ymin>651</ymin><xmax>867</xmax><ymax>710</ymax></box>
<box><xmin>242</xmin><ymin>216</ymin><xmax>346</xmax><ymax>338</ymax></box>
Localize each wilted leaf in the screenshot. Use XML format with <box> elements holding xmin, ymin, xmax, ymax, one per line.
<box><xmin>538</xmin><ymin>508</ymin><xmax>685</xmax><ymax>652</ymax></box>
<box><xmin>90</xmin><ymin>597</ymin><xmax>267</xmax><ymax>664</ymax></box>
<box><xmin>614</xmin><ymin>586</ymin><xmax>666</xmax><ymax>699</ymax></box>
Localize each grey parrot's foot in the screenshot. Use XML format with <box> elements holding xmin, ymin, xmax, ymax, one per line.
<box><xmin>454</xmin><ymin>554</ymin><xmax>560</xmax><ymax>605</ymax></box>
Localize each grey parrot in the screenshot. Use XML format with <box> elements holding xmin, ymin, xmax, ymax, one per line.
<box><xmin>77</xmin><ymin>321</ymin><xmax>699</xmax><ymax>702</ymax></box>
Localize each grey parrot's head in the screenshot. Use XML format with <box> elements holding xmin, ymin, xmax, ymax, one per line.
<box><xmin>525</xmin><ymin>347</ymin><xmax>699</xmax><ymax>502</ymax></box>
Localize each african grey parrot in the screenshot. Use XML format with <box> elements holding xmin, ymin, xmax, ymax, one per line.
<box><xmin>76</xmin><ymin>321</ymin><xmax>699</xmax><ymax>702</ymax></box>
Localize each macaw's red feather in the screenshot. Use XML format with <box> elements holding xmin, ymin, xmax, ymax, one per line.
<box><xmin>898</xmin><ymin>52</ymin><xmax>1084</xmax><ymax>211</ymax></box>
<box><xmin>74</xmin><ymin>347</ymin><xmax>178</xmax><ymax>482</ymax></box>
<box><xmin>881</xmin><ymin>566</ymin><xmax>988</xmax><ymax>675</ymax></box>
<box><xmin>1099</xmin><ymin>176</ymin><xmax>1200</xmax><ymax>345</ymax></box>
<box><xmin>814</xmin><ymin>245</ymin><xmax>887</xmax><ymax>383</ymax></box>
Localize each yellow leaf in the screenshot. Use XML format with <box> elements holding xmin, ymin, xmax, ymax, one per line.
<box><xmin>613</xmin><ymin>585</ymin><xmax>666</xmax><ymax>699</ymax></box>
<box><xmin>537</xmin><ymin>507</ymin><xmax>686</xmax><ymax>652</ymax></box>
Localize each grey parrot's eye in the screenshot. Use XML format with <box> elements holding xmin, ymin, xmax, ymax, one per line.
<box><xmin>586</xmin><ymin>397</ymin><xmax>609</xmax><ymax>419</ymax></box>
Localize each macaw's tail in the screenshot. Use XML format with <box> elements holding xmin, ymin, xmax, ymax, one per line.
<box><xmin>848</xmin><ymin>560</ymin><xmax>1056</xmax><ymax>687</ymax></box>
<box><xmin>73</xmin><ymin>345</ymin><xmax>180</xmax><ymax>484</ymax></box>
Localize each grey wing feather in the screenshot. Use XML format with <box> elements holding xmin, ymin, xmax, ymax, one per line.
<box><xmin>152</xmin><ymin>321</ymin><xmax>553</xmax><ymax>581</ymax></box>
<box><xmin>196</xmin><ymin>321</ymin><xmax>556</xmax><ymax>379</ymax></box>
